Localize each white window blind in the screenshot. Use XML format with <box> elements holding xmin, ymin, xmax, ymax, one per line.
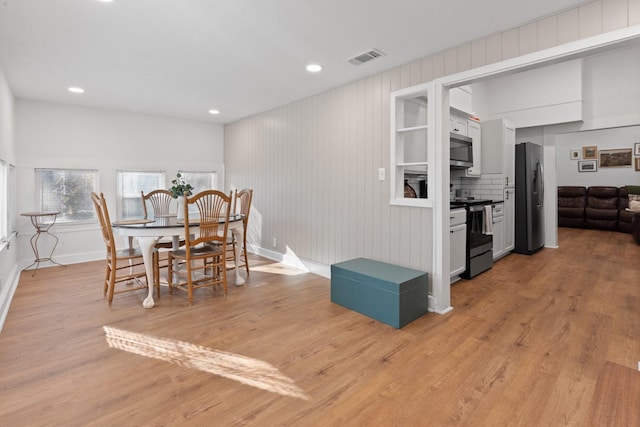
<box><xmin>116</xmin><ymin>170</ymin><xmax>165</xmax><ymax>219</ymax></box>
<box><xmin>35</xmin><ymin>168</ymin><xmax>98</xmax><ymax>223</ymax></box>
<box><xmin>178</xmin><ymin>171</ymin><xmax>218</xmax><ymax>194</ymax></box>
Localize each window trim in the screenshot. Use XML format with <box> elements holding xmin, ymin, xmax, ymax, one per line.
<box><xmin>177</xmin><ymin>170</ymin><xmax>219</xmax><ymax>193</ymax></box>
<box><xmin>0</xmin><ymin>160</ymin><xmax>6</xmax><ymax>243</ymax></box>
<box><xmin>116</xmin><ymin>170</ymin><xmax>166</xmax><ymax>220</ymax></box>
<box><xmin>35</xmin><ymin>168</ymin><xmax>99</xmax><ymax>225</ymax></box>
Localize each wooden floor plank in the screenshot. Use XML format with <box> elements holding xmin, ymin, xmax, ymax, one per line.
<box><xmin>0</xmin><ymin>227</ymin><xmax>639</xmax><ymax>426</ymax></box>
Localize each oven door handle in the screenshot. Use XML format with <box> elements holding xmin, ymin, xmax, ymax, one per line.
<box><xmin>468</xmin><ymin>205</ymin><xmax>486</xmax><ymax>212</ymax></box>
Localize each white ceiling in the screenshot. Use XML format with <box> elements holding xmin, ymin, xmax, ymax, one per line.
<box><xmin>0</xmin><ymin>0</ymin><xmax>589</xmax><ymax>124</ymax></box>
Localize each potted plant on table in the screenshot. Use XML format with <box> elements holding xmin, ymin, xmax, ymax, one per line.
<box><xmin>169</xmin><ymin>173</ymin><xmax>194</xmax><ymax>199</ymax></box>
<box><xmin>169</xmin><ymin>173</ymin><xmax>194</xmax><ymax>220</ymax></box>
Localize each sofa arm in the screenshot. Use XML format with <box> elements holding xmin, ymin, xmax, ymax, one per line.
<box><xmin>632</xmin><ymin>212</ymin><xmax>640</xmax><ymax>244</ymax></box>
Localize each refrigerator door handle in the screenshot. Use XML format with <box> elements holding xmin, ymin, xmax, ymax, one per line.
<box><xmin>538</xmin><ymin>161</ymin><xmax>544</xmax><ymax>208</ymax></box>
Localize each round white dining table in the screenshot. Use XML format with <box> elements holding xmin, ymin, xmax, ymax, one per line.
<box><xmin>111</xmin><ymin>213</ymin><xmax>245</xmax><ymax>308</ymax></box>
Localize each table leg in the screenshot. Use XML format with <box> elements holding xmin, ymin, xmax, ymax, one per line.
<box><xmin>232</xmin><ymin>227</ymin><xmax>245</xmax><ymax>286</ymax></box>
<box><xmin>24</xmin><ymin>215</ymin><xmax>65</xmax><ymax>275</ymax></box>
<box><xmin>137</xmin><ymin>236</ymin><xmax>160</xmax><ymax>309</ymax></box>
<box><xmin>171</xmin><ymin>235</ymin><xmax>181</xmax><ymax>284</ymax></box>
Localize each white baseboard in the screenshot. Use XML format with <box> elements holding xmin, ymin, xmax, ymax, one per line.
<box><xmin>0</xmin><ymin>264</ymin><xmax>20</xmax><ymax>333</ymax></box>
<box><xmin>19</xmin><ymin>251</ymin><xmax>105</xmax><ymax>271</ymax></box>
<box><xmin>250</xmin><ymin>246</ymin><xmax>456</xmax><ymax>314</ymax></box>
<box><xmin>249</xmin><ymin>245</ymin><xmax>330</xmax><ymax>278</ymax></box>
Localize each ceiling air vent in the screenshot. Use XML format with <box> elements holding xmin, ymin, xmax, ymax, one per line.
<box><xmin>347</xmin><ymin>48</ymin><xmax>385</xmax><ymax>66</ymax></box>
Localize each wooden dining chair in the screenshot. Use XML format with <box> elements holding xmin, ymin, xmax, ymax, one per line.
<box><xmin>227</xmin><ymin>188</ymin><xmax>253</xmax><ymax>274</ymax></box>
<box><xmin>141</xmin><ymin>189</ymin><xmax>186</xmax><ymax>294</ymax></box>
<box><xmin>167</xmin><ymin>190</ymin><xmax>232</xmax><ymax>304</ymax></box>
<box><xmin>141</xmin><ymin>189</ymin><xmax>176</xmax><ymax>222</ymax></box>
<box><xmin>91</xmin><ymin>192</ymin><xmax>152</xmax><ymax>305</ymax></box>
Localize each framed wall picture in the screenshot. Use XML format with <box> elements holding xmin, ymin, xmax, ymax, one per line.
<box><xmin>635</xmin><ymin>142</ymin><xmax>640</xmax><ymax>156</ymax></box>
<box><xmin>582</xmin><ymin>146</ymin><xmax>597</xmax><ymax>159</ymax></box>
<box><xmin>578</xmin><ymin>160</ymin><xmax>597</xmax><ymax>172</ymax></box>
<box><xmin>570</xmin><ymin>150</ymin><xmax>580</xmax><ymax>160</ymax></box>
<box><xmin>636</xmin><ymin>158</ymin><xmax>640</xmax><ymax>171</ymax></box>
<box><xmin>599</xmin><ymin>148</ymin><xmax>632</xmax><ymax>167</ymax></box>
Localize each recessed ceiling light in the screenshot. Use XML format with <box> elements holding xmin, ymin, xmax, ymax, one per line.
<box><xmin>209</xmin><ymin>109</ymin><xmax>220</xmax><ymax>115</ymax></box>
<box><xmin>68</xmin><ymin>87</ymin><xmax>84</xmax><ymax>94</ymax></box>
<box><xmin>306</xmin><ymin>64</ymin><xmax>322</xmax><ymax>73</ymax></box>
<box><xmin>97</xmin><ymin>0</ymin><xmax>114</xmax><ymax>3</ymax></box>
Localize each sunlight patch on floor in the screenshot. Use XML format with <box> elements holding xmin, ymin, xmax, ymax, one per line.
<box><xmin>251</xmin><ymin>263</ymin><xmax>306</xmax><ymax>276</ymax></box>
<box><xmin>103</xmin><ymin>326</ymin><xmax>309</xmax><ymax>400</ymax></box>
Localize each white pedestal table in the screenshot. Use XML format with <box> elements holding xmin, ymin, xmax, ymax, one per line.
<box><xmin>112</xmin><ymin>214</ymin><xmax>245</xmax><ymax>308</ymax></box>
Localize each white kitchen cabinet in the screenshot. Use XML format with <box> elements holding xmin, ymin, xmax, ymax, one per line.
<box><xmin>465</xmin><ymin>118</ymin><xmax>482</xmax><ymax>177</ymax></box>
<box><xmin>390</xmin><ymin>82</ymin><xmax>434</xmax><ymax>207</ymax></box>
<box><xmin>492</xmin><ymin>202</ymin><xmax>505</xmax><ymax>259</ymax></box>
<box><xmin>484</xmin><ymin>60</ymin><xmax>583</xmax><ymax>128</ymax></box>
<box><xmin>503</xmin><ymin>188</ymin><xmax>515</xmax><ymax>253</ymax></box>
<box><xmin>481</xmin><ymin>118</ymin><xmax>516</xmax><ymax>187</ymax></box>
<box><xmin>450</xmin><ymin>113</ymin><xmax>468</xmax><ymax>136</ymax></box>
<box><xmin>450</xmin><ymin>85</ymin><xmax>473</xmax><ymax>114</ymax></box>
<box><xmin>450</xmin><ymin>208</ymin><xmax>466</xmax><ymax>279</ymax></box>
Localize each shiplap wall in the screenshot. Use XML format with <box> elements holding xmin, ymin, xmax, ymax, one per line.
<box><xmin>225</xmin><ymin>0</ymin><xmax>640</xmax><ymax>276</ymax></box>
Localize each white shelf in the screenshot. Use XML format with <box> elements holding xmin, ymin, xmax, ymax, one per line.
<box><xmin>390</xmin><ymin>81</ymin><xmax>434</xmax><ymax>207</ymax></box>
<box><xmin>397</xmin><ymin>162</ymin><xmax>428</xmax><ymax>167</ymax></box>
<box><xmin>397</xmin><ymin>125</ymin><xmax>428</xmax><ymax>133</ymax></box>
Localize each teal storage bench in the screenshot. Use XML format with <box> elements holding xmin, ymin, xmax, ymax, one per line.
<box><xmin>330</xmin><ymin>258</ymin><xmax>428</xmax><ymax>329</ymax></box>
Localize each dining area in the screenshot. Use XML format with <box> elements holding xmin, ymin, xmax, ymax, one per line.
<box><xmin>91</xmin><ymin>183</ymin><xmax>254</xmax><ymax>308</ymax></box>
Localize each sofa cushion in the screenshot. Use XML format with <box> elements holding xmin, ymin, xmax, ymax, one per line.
<box><xmin>618</xmin><ymin>187</ymin><xmax>634</xmax><ymax>233</ymax></box>
<box><xmin>558</xmin><ymin>186</ymin><xmax>587</xmax><ymax>198</ymax></box>
<box><xmin>585</xmin><ymin>207</ymin><xmax>618</xmax><ymax>220</ymax></box>
<box><xmin>588</xmin><ymin>186</ymin><xmax>618</xmax><ymax>198</ymax></box>
<box><xmin>587</xmin><ymin>186</ymin><xmax>618</xmax><ymax>210</ymax></box>
<box><xmin>618</xmin><ymin>209</ymin><xmax>635</xmax><ymax>233</ymax></box>
<box><xmin>558</xmin><ymin>207</ymin><xmax>585</xmax><ymax>218</ymax></box>
<box><xmin>619</xmin><ymin>187</ymin><xmax>630</xmax><ymax>210</ymax></box>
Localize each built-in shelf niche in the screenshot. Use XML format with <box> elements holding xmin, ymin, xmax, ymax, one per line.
<box><xmin>390</xmin><ymin>82</ymin><xmax>434</xmax><ymax>207</ymax></box>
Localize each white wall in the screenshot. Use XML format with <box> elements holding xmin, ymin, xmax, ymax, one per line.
<box><xmin>0</xmin><ymin>64</ymin><xmax>18</xmax><ymax>331</ymax></box>
<box><xmin>554</xmin><ymin>125</ymin><xmax>640</xmax><ymax>186</ymax></box>
<box><xmin>583</xmin><ymin>44</ymin><xmax>640</xmax><ymax>129</ymax></box>
<box><xmin>15</xmin><ymin>100</ymin><xmax>224</xmax><ymax>267</ymax></box>
<box><xmin>225</xmin><ymin>0</ymin><xmax>640</xmax><ymax>311</ymax></box>
<box><xmin>511</xmin><ymin>45</ymin><xmax>640</xmax><ymax>192</ymax></box>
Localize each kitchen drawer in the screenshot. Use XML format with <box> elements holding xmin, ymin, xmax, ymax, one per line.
<box><xmin>450</xmin><ymin>208</ymin><xmax>466</xmax><ymax>226</ymax></box>
<box><xmin>493</xmin><ymin>202</ymin><xmax>504</xmax><ymax>218</ymax></box>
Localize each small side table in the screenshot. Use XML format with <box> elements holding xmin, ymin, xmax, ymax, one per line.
<box><xmin>20</xmin><ymin>211</ymin><xmax>66</xmax><ymax>275</ymax></box>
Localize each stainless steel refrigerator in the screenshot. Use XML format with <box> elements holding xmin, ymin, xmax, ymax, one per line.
<box><xmin>514</xmin><ymin>142</ymin><xmax>545</xmax><ymax>254</ymax></box>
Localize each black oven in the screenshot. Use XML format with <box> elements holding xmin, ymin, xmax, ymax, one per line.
<box><xmin>451</xmin><ymin>199</ymin><xmax>493</xmax><ymax>279</ymax></box>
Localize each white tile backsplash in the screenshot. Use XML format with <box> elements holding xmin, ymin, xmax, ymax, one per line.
<box><xmin>451</xmin><ymin>170</ymin><xmax>505</xmax><ymax>201</ymax></box>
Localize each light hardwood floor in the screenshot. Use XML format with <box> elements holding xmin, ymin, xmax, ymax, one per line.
<box><xmin>1</xmin><ymin>227</ymin><xmax>639</xmax><ymax>426</ymax></box>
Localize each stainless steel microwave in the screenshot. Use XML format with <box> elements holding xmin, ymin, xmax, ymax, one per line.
<box><xmin>450</xmin><ymin>133</ymin><xmax>473</xmax><ymax>168</ymax></box>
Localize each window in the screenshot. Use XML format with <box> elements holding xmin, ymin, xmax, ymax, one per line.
<box><xmin>0</xmin><ymin>162</ymin><xmax>15</xmax><ymax>244</ymax></box>
<box><xmin>36</xmin><ymin>169</ymin><xmax>98</xmax><ymax>223</ymax></box>
<box><xmin>8</xmin><ymin>164</ymin><xmax>16</xmax><ymax>235</ymax></box>
<box><xmin>116</xmin><ymin>171</ymin><xmax>165</xmax><ymax>219</ymax></box>
<box><xmin>0</xmin><ymin>160</ymin><xmax>6</xmax><ymax>243</ymax></box>
<box><xmin>179</xmin><ymin>171</ymin><xmax>218</xmax><ymax>194</ymax></box>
